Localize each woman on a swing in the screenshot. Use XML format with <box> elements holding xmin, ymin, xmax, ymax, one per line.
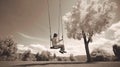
<box><xmin>51</xmin><ymin>33</ymin><xmax>66</xmax><ymax>53</ymax></box>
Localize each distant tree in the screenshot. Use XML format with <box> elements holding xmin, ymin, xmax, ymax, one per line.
<box><xmin>53</xmin><ymin>53</ymin><xmax>56</xmax><ymax>59</ymax></box>
<box><xmin>113</xmin><ymin>44</ymin><xmax>120</xmax><ymax>61</ymax></box>
<box><xmin>16</xmin><ymin>53</ymin><xmax>23</xmax><ymax>61</ymax></box>
<box><xmin>91</xmin><ymin>48</ymin><xmax>112</xmax><ymax>61</ymax></box>
<box><xmin>35</xmin><ymin>52</ymin><xmax>41</xmax><ymax>61</ymax></box>
<box><xmin>0</xmin><ymin>37</ymin><xmax>17</xmax><ymax>61</ymax></box>
<box><xmin>63</xmin><ymin>0</ymin><xmax>117</xmax><ymax>62</ymax></box>
<box><xmin>22</xmin><ymin>50</ymin><xmax>36</xmax><ymax>61</ymax></box>
<box><xmin>69</xmin><ymin>54</ymin><xmax>76</xmax><ymax>61</ymax></box>
<box><xmin>51</xmin><ymin>53</ymin><xmax>58</xmax><ymax>61</ymax></box>
<box><xmin>63</xmin><ymin>57</ymin><xmax>68</xmax><ymax>61</ymax></box>
<box><xmin>63</xmin><ymin>57</ymin><xmax>70</xmax><ymax>61</ymax></box>
<box><xmin>57</xmin><ymin>57</ymin><xmax>63</xmax><ymax>61</ymax></box>
<box><xmin>40</xmin><ymin>51</ymin><xmax>51</xmax><ymax>61</ymax></box>
<box><xmin>22</xmin><ymin>50</ymin><xmax>31</xmax><ymax>61</ymax></box>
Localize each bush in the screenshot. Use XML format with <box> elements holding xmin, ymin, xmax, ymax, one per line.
<box><xmin>0</xmin><ymin>38</ymin><xmax>17</xmax><ymax>61</ymax></box>
<box><xmin>57</xmin><ymin>57</ymin><xmax>63</xmax><ymax>61</ymax></box>
<box><xmin>39</xmin><ymin>51</ymin><xmax>51</xmax><ymax>61</ymax></box>
<box><xmin>113</xmin><ymin>44</ymin><xmax>120</xmax><ymax>61</ymax></box>
<box><xmin>69</xmin><ymin>54</ymin><xmax>77</xmax><ymax>61</ymax></box>
<box><xmin>22</xmin><ymin>50</ymin><xmax>36</xmax><ymax>61</ymax></box>
<box><xmin>35</xmin><ymin>52</ymin><xmax>42</xmax><ymax>61</ymax></box>
<box><xmin>91</xmin><ymin>48</ymin><xmax>112</xmax><ymax>61</ymax></box>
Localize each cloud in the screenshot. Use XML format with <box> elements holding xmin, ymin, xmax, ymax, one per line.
<box><xmin>89</xmin><ymin>21</ymin><xmax>120</xmax><ymax>55</ymax></box>
<box><xmin>17</xmin><ymin>32</ymin><xmax>47</xmax><ymax>43</ymax></box>
<box><xmin>17</xmin><ymin>43</ymin><xmax>68</xmax><ymax>56</ymax></box>
<box><xmin>17</xmin><ymin>43</ymin><xmax>49</xmax><ymax>54</ymax></box>
<box><xmin>64</xmin><ymin>39</ymin><xmax>86</xmax><ymax>55</ymax></box>
<box><xmin>105</xmin><ymin>21</ymin><xmax>120</xmax><ymax>44</ymax></box>
<box><xmin>17</xmin><ymin>21</ymin><xmax>120</xmax><ymax>56</ymax></box>
<box><xmin>17</xmin><ymin>33</ymin><xmax>87</xmax><ymax>56</ymax></box>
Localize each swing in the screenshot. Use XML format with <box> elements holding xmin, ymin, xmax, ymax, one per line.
<box><xmin>47</xmin><ymin>0</ymin><xmax>64</xmax><ymax>49</ymax></box>
<box><xmin>50</xmin><ymin>46</ymin><xmax>59</xmax><ymax>49</ymax></box>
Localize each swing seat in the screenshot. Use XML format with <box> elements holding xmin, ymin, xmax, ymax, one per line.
<box><xmin>50</xmin><ymin>46</ymin><xmax>59</xmax><ymax>49</ymax></box>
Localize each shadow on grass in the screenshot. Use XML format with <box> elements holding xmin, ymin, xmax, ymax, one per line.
<box><xmin>14</xmin><ymin>61</ymin><xmax>95</xmax><ymax>67</ymax></box>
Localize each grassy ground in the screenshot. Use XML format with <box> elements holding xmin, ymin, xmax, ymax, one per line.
<box><xmin>0</xmin><ymin>61</ymin><xmax>120</xmax><ymax>67</ymax></box>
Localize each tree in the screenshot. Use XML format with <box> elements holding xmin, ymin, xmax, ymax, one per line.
<box><xmin>113</xmin><ymin>44</ymin><xmax>120</xmax><ymax>61</ymax></box>
<box><xmin>35</xmin><ymin>52</ymin><xmax>41</xmax><ymax>61</ymax></box>
<box><xmin>22</xmin><ymin>50</ymin><xmax>36</xmax><ymax>61</ymax></box>
<box><xmin>0</xmin><ymin>37</ymin><xmax>17</xmax><ymax>61</ymax></box>
<box><xmin>63</xmin><ymin>0</ymin><xmax>117</xmax><ymax>62</ymax></box>
<box><xmin>53</xmin><ymin>53</ymin><xmax>57</xmax><ymax>59</ymax></box>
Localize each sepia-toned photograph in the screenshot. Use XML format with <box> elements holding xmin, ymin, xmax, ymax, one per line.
<box><xmin>0</xmin><ymin>0</ymin><xmax>120</xmax><ymax>67</ymax></box>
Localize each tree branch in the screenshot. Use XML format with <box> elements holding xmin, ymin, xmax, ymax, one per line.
<box><xmin>87</xmin><ymin>36</ymin><xmax>92</xmax><ymax>43</ymax></box>
<box><xmin>87</xmin><ymin>33</ymin><xmax>93</xmax><ymax>43</ymax></box>
<box><xmin>82</xmin><ymin>30</ymin><xmax>87</xmax><ymax>44</ymax></box>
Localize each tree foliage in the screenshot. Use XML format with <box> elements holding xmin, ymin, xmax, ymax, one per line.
<box><xmin>113</xmin><ymin>44</ymin><xmax>120</xmax><ymax>61</ymax></box>
<box><xmin>22</xmin><ymin>50</ymin><xmax>36</xmax><ymax>61</ymax></box>
<box><xmin>63</xmin><ymin>0</ymin><xmax>117</xmax><ymax>40</ymax></box>
<box><xmin>0</xmin><ymin>38</ymin><xmax>17</xmax><ymax>61</ymax></box>
<box><xmin>63</xmin><ymin>0</ymin><xmax>117</xmax><ymax>62</ymax></box>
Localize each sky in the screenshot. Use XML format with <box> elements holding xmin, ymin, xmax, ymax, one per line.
<box><xmin>0</xmin><ymin>0</ymin><xmax>120</xmax><ymax>56</ymax></box>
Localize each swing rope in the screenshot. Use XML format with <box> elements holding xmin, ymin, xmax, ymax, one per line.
<box><xmin>47</xmin><ymin>0</ymin><xmax>52</xmax><ymax>47</ymax></box>
<box><xmin>58</xmin><ymin>0</ymin><xmax>60</xmax><ymax>40</ymax></box>
<box><xmin>47</xmin><ymin>0</ymin><xmax>64</xmax><ymax>48</ymax></box>
<box><xmin>59</xmin><ymin>0</ymin><xmax>64</xmax><ymax>44</ymax></box>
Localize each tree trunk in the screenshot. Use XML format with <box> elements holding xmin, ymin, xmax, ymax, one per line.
<box><xmin>82</xmin><ymin>31</ymin><xmax>91</xmax><ymax>62</ymax></box>
<box><xmin>84</xmin><ymin>42</ymin><xmax>91</xmax><ymax>62</ymax></box>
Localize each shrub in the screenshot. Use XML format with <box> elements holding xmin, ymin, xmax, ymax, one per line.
<box><xmin>22</xmin><ymin>50</ymin><xmax>36</xmax><ymax>61</ymax></box>
<box><xmin>91</xmin><ymin>48</ymin><xmax>112</xmax><ymax>61</ymax></box>
<box><xmin>69</xmin><ymin>54</ymin><xmax>77</xmax><ymax>61</ymax></box>
<box><xmin>0</xmin><ymin>38</ymin><xmax>17</xmax><ymax>61</ymax></box>
<box><xmin>39</xmin><ymin>51</ymin><xmax>51</xmax><ymax>61</ymax></box>
<box><xmin>35</xmin><ymin>52</ymin><xmax>41</xmax><ymax>61</ymax></box>
<box><xmin>113</xmin><ymin>44</ymin><xmax>120</xmax><ymax>61</ymax></box>
<box><xmin>57</xmin><ymin>57</ymin><xmax>63</xmax><ymax>61</ymax></box>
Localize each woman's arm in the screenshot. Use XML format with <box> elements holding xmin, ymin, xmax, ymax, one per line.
<box><xmin>57</xmin><ymin>38</ymin><xmax>63</xmax><ymax>43</ymax></box>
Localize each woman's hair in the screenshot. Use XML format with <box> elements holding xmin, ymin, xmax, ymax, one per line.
<box><xmin>53</xmin><ymin>33</ymin><xmax>58</xmax><ymax>37</ymax></box>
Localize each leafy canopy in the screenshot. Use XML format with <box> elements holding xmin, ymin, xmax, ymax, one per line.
<box><xmin>63</xmin><ymin>0</ymin><xmax>117</xmax><ymax>40</ymax></box>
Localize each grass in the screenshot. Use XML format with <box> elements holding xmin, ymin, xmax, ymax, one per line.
<box><xmin>0</xmin><ymin>61</ymin><xmax>120</xmax><ymax>67</ymax></box>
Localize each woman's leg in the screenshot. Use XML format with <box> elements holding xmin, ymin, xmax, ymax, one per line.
<box><xmin>57</xmin><ymin>44</ymin><xmax>65</xmax><ymax>51</ymax></box>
